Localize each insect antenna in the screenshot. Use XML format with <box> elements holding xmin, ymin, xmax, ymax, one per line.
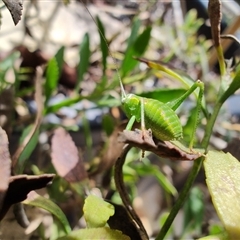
<box><xmin>80</xmin><ymin>1</ymin><xmax>127</xmax><ymax>99</ymax></box>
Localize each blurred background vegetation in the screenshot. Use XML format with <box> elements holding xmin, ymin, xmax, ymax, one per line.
<box><xmin>0</xmin><ymin>0</ymin><xmax>240</xmax><ymax>239</ymax></box>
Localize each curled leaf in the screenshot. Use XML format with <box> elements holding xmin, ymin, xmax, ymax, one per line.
<box><xmin>208</xmin><ymin>0</ymin><xmax>222</xmax><ymax>47</ymax></box>
<box><xmin>0</xmin><ymin>174</ymin><xmax>54</xmax><ymax>221</ymax></box>
<box><xmin>118</xmin><ymin>129</ymin><xmax>201</xmax><ymax>161</ymax></box>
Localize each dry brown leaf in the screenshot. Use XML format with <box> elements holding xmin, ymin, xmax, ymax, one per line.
<box><xmin>0</xmin><ymin>127</ymin><xmax>11</xmax><ymax>211</ymax></box>
<box><xmin>208</xmin><ymin>0</ymin><xmax>222</xmax><ymax>47</ymax></box>
<box><xmin>0</xmin><ymin>174</ymin><xmax>54</xmax><ymax>221</ymax></box>
<box><xmin>2</xmin><ymin>0</ymin><xmax>23</xmax><ymax>25</ymax></box>
<box><xmin>118</xmin><ymin>129</ymin><xmax>202</xmax><ymax>161</ymax></box>
<box><xmin>51</xmin><ymin>127</ymin><xmax>88</xmax><ymax>182</ymax></box>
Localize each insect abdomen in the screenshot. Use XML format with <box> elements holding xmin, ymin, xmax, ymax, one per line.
<box><xmin>143</xmin><ymin>98</ymin><xmax>183</xmax><ymax>141</ymax></box>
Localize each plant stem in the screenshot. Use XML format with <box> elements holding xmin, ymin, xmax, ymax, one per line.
<box><xmin>114</xmin><ymin>144</ymin><xmax>149</xmax><ymax>240</ymax></box>
<box><xmin>216</xmin><ymin>45</ymin><xmax>226</xmax><ymax>77</ymax></box>
<box><xmin>201</xmin><ymin>101</ymin><xmax>223</xmax><ymax>148</ymax></box>
<box><xmin>155</xmin><ymin>156</ymin><xmax>204</xmax><ymax>240</ymax></box>
<box><xmin>156</xmin><ymin>101</ymin><xmax>223</xmax><ymax>240</ymax></box>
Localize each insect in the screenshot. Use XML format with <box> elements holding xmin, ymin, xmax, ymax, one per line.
<box><xmin>120</xmin><ymin>68</ymin><xmax>204</xmax><ymax>150</ymax></box>
<box><xmin>82</xmin><ymin>2</ymin><xmax>204</xmax><ymax>150</ymax></box>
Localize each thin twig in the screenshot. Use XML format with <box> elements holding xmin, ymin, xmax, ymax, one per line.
<box><xmin>114</xmin><ymin>144</ymin><xmax>149</xmax><ymax>240</ymax></box>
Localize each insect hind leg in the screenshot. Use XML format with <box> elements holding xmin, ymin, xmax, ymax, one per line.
<box><xmin>168</xmin><ymin>80</ymin><xmax>204</xmax><ymax>150</ymax></box>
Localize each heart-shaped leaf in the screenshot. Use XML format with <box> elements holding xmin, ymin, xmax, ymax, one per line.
<box><xmin>83</xmin><ymin>195</ymin><xmax>114</xmax><ymax>228</ymax></box>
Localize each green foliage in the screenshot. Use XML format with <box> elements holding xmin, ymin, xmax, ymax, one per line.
<box><xmin>1</xmin><ymin>3</ymin><xmax>240</xmax><ymax>240</ymax></box>
<box><xmin>183</xmin><ymin>186</ymin><xmax>204</xmax><ymax>236</ymax></box>
<box><xmin>57</xmin><ymin>196</ymin><xmax>130</xmax><ymax>240</ymax></box>
<box><xmin>121</xmin><ymin>18</ymin><xmax>152</xmax><ymax>77</ymax></box>
<box><xmin>96</xmin><ymin>16</ymin><xmax>108</xmax><ymax>74</ymax></box>
<box><xmin>204</xmin><ymin>151</ymin><xmax>240</xmax><ymax>238</ymax></box>
<box><xmin>23</xmin><ymin>192</ymin><xmax>71</xmax><ymax>235</ymax></box>
<box><xmin>58</xmin><ymin>227</ymin><xmax>130</xmax><ymax>240</ymax></box>
<box><xmin>76</xmin><ymin>33</ymin><xmax>91</xmax><ymax>91</ymax></box>
<box><xmin>55</xmin><ymin>46</ymin><xmax>65</xmax><ymax>73</ymax></box>
<box><xmin>16</xmin><ymin>124</ymin><xmax>40</xmax><ymax>174</ymax></box>
<box><xmin>45</xmin><ymin>57</ymin><xmax>59</xmax><ymax>104</ymax></box>
<box><xmin>131</xmin><ymin>158</ymin><xmax>177</xmax><ymax>197</ymax></box>
<box><xmin>0</xmin><ymin>52</ymin><xmax>20</xmax><ymax>92</ymax></box>
<box><xmin>83</xmin><ymin>195</ymin><xmax>114</xmax><ymax>228</ymax></box>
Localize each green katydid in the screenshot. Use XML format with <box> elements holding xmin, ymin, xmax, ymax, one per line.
<box><xmin>81</xmin><ymin>2</ymin><xmax>204</xmax><ymax>151</ymax></box>
<box><xmin>119</xmin><ymin>57</ymin><xmax>204</xmax><ymax>150</ymax></box>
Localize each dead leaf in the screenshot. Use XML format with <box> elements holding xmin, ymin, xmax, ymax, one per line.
<box><xmin>208</xmin><ymin>0</ymin><xmax>222</xmax><ymax>47</ymax></box>
<box><xmin>118</xmin><ymin>129</ymin><xmax>202</xmax><ymax>161</ymax></box>
<box><xmin>0</xmin><ymin>174</ymin><xmax>54</xmax><ymax>221</ymax></box>
<box><xmin>2</xmin><ymin>0</ymin><xmax>23</xmax><ymax>25</ymax></box>
<box><xmin>0</xmin><ymin>127</ymin><xmax>11</xmax><ymax>211</ymax></box>
<box><xmin>51</xmin><ymin>127</ymin><xmax>88</xmax><ymax>182</ymax></box>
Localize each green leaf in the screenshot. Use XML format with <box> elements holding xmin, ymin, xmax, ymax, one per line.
<box><xmin>126</xmin><ymin>17</ymin><xmax>141</xmax><ymax>49</ymax></box>
<box><xmin>17</xmin><ymin>125</ymin><xmax>39</xmax><ymax>174</ymax></box>
<box><xmin>83</xmin><ymin>195</ymin><xmax>114</xmax><ymax>228</ymax></box>
<box><xmin>50</xmin><ymin>217</ymin><xmax>67</xmax><ymax>240</ymax></box>
<box><xmin>138</xmin><ymin>58</ymin><xmax>207</xmax><ymax>116</ymax></box>
<box><xmin>183</xmin><ymin>186</ymin><xmax>204</xmax><ymax>235</ymax></box>
<box><xmin>58</xmin><ymin>227</ymin><xmax>130</xmax><ymax>240</ymax></box>
<box><xmin>204</xmin><ymin>151</ymin><xmax>240</xmax><ymax>239</ymax></box>
<box><xmin>133</xmin><ymin>159</ymin><xmax>177</xmax><ymax>197</ymax></box>
<box><xmin>140</xmin><ymin>59</ymin><xmax>192</xmax><ymax>88</ymax></box>
<box><xmin>45</xmin><ymin>58</ymin><xmax>59</xmax><ymax>103</ymax></box>
<box><xmin>76</xmin><ymin>33</ymin><xmax>90</xmax><ymax>91</ymax></box>
<box><xmin>96</xmin><ymin>16</ymin><xmax>108</xmax><ymax>74</ymax></box>
<box><xmin>121</xmin><ymin>25</ymin><xmax>151</xmax><ymax>77</ymax></box>
<box><xmin>44</xmin><ymin>96</ymin><xmax>81</xmax><ymax>115</ymax></box>
<box><xmin>198</xmin><ymin>233</ymin><xmax>228</xmax><ymax>240</ymax></box>
<box><xmin>140</xmin><ymin>89</ymin><xmax>186</xmax><ymax>103</ymax></box>
<box><xmin>120</xmin><ymin>18</ymin><xmax>140</xmax><ymax>77</ymax></box>
<box><xmin>102</xmin><ymin>114</ymin><xmax>114</xmax><ymax>136</ymax></box>
<box><xmin>23</xmin><ymin>191</ymin><xmax>71</xmax><ymax>234</ymax></box>
<box><xmin>55</xmin><ymin>46</ymin><xmax>65</xmax><ymax>73</ymax></box>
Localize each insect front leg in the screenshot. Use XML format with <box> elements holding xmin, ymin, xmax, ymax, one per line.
<box><xmin>126</xmin><ymin>115</ymin><xmax>136</xmax><ymax>131</ymax></box>
<box><xmin>140</xmin><ymin>97</ymin><xmax>147</xmax><ymax>140</ymax></box>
